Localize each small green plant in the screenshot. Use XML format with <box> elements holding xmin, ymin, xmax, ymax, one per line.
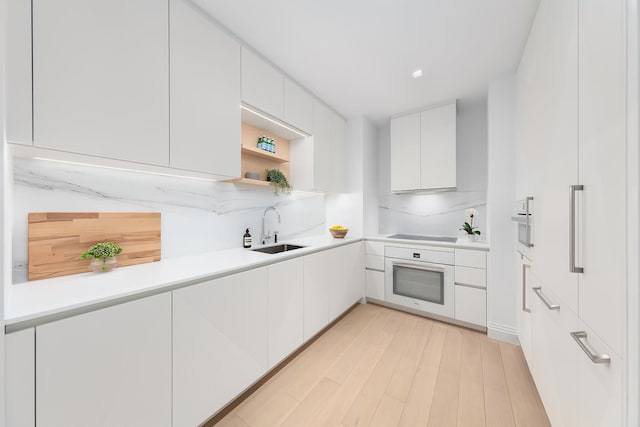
<box><xmin>80</xmin><ymin>242</ymin><xmax>123</xmax><ymax>271</ymax></box>
<box><xmin>266</xmin><ymin>169</ymin><xmax>292</xmax><ymax>195</ymax></box>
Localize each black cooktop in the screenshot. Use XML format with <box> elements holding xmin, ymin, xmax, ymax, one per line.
<box><xmin>386</xmin><ymin>234</ymin><xmax>458</xmax><ymax>243</ymax></box>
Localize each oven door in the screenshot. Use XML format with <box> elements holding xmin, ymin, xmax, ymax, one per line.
<box><xmin>385</xmin><ymin>258</ymin><xmax>454</xmax><ymax>318</ymax></box>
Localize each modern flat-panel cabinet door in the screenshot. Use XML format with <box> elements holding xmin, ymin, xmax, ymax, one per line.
<box><xmin>283</xmin><ymin>78</ymin><xmax>313</xmax><ymax>133</ymax></box>
<box><xmin>419</xmin><ymin>103</ymin><xmax>456</xmax><ymax>189</ymax></box>
<box><xmin>310</xmin><ymin>100</ymin><xmax>334</xmax><ymax>192</ymax></box>
<box><xmin>530</xmin><ymin>284</ymin><xmax>579</xmax><ymax>427</ymax></box>
<box><xmin>303</xmin><ymin>250</ymin><xmax>331</xmax><ymax>340</ymax></box>
<box><xmin>6</xmin><ymin>0</ymin><xmax>32</xmax><ymax>145</ymax></box>
<box><xmin>36</xmin><ymin>293</ymin><xmax>172</xmax><ymax>427</ymax></box>
<box><xmin>535</xmin><ymin>0</ymin><xmax>580</xmax><ymax>313</ymax></box>
<box><xmin>173</xmin><ymin>268</ymin><xmax>268</xmax><ymax>427</ymax></box>
<box><xmin>516</xmin><ymin>252</ymin><xmax>533</xmax><ymax>364</ymax></box>
<box><xmin>329</xmin><ymin>242</ymin><xmax>363</xmax><ymax>321</ymax></box>
<box><xmin>330</xmin><ymin>113</ymin><xmax>347</xmax><ymax>192</ymax></box>
<box><xmin>574</xmin><ymin>322</ymin><xmax>623</xmax><ymax>427</ymax></box>
<box><xmin>268</xmin><ymin>258</ymin><xmax>304</xmax><ymax>368</ymax></box>
<box><xmin>390</xmin><ymin>113</ymin><xmax>421</xmax><ymax>191</ymax></box>
<box><xmin>5</xmin><ymin>328</ymin><xmax>35</xmax><ymax>427</ymax></box>
<box><xmin>577</xmin><ymin>0</ymin><xmax>626</xmax><ymax>356</ymax></box>
<box><xmin>241</xmin><ymin>48</ymin><xmax>284</xmax><ymax>119</ymax></box>
<box><xmin>170</xmin><ymin>0</ymin><xmax>241</xmax><ymax>177</ymax></box>
<box><xmin>32</xmin><ymin>0</ymin><xmax>169</xmax><ymax>165</ymax></box>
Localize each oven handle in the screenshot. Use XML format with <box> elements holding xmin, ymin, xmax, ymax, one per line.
<box><xmin>392</xmin><ymin>262</ymin><xmax>445</xmax><ymax>274</ymax></box>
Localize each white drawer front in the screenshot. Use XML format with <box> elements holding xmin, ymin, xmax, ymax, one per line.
<box><xmin>365</xmin><ymin>254</ymin><xmax>384</xmax><ymax>271</ymax></box>
<box><xmin>385</xmin><ymin>246</ymin><xmax>454</xmax><ymax>265</ymax></box>
<box><xmin>364</xmin><ymin>241</ymin><xmax>384</xmax><ymax>256</ymax></box>
<box><xmin>365</xmin><ymin>270</ymin><xmax>385</xmax><ymax>300</ymax></box>
<box><xmin>455</xmin><ymin>249</ymin><xmax>487</xmax><ymax>268</ymax></box>
<box><xmin>455</xmin><ymin>266</ymin><xmax>486</xmax><ymax>288</ymax></box>
<box><xmin>454</xmin><ymin>286</ymin><xmax>486</xmax><ymax>326</ymax></box>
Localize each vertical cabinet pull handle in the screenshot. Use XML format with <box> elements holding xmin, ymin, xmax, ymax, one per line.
<box><xmin>569</xmin><ymin>185</ymin><xmax>584</xmax><ymax>273</ymax></box>
<box><xmin>570</xmin><ymin>331</ymin><xmax>611</xmax><ymax>364</ymax></box>
<box><xmin>532</xmin><ymin>287</ymin><xmax>560</xmax><ymax>310</ymax></box>
<box><xmin>522</xmin><ymin>263</ymin><xmax>531</xmax><ymax>313</ymax></box>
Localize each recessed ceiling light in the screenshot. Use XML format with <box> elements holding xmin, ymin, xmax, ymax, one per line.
<box><xmin>412</xmin><ymin>69</ymin><xmax>423</xmax><ymax>78</ymax></box>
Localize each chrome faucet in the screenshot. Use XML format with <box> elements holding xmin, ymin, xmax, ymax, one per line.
<box><xmin>262</xmin><ymin>206</ymin><xmax>281</xmax><ymax>245</ymax></box>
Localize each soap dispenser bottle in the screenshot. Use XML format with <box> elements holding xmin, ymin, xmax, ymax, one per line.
<box><xmin>243</xmin><ymin>228</ymin><xmax>252</xmax><ymax>248</ymax></box>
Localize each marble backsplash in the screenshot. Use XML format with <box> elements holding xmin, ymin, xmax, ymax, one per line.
<box><xmin>378</xmin><ymin>191</ymin><xmax>487</xmax><ymax>239</ymax></box>
<box><xmin>11</xmin><ymin>158</ymin><xmax>326</xmax><ymax>282</ymax></box>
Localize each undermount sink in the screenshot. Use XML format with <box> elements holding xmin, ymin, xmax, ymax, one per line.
<box><xmin>251</xmin><ymin>243</ymin><xmax>306</xmax><ymax>254</ymax></box>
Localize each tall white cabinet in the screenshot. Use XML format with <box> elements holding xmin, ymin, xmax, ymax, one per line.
<box><xmin>32</xmin><ymin>0</ymin><xmax>170</xmax><ymax>165</ymax></box>
<box><xmin>170</xmin><ymin>0</ymin><xmax>241</xmax><ymax>177</ymax></box>
<box><xmin>516</xmin><ymin>0</ymin><xmax>628</xmax><ymax>425</ymax></box>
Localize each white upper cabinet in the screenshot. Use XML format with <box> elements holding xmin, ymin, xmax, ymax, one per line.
<box><xmin>283</xmin><ymin>78</ymin><xmax>313</xmax><ymax>133</ymax></box>
<box><xmin>420</xmin><ymin>103</ymin><xmax>456</xmax><ymax>189</ymax></box>
<box><xmin>170</xmin><ymin>0</ymin><xmax>241</xmax><ymax>177</ymax></box>
<box><xmin>32</xmin><ymin>0</ymin><xmax>169</xmax><ymax>165</ymax></box>
<box><xmin>241</xmin><ymin>47</ymin><xmax>284</xmax><ymax>119</ymax></box>
<box><xmin>291</xmin><ymin>99</ymin><xmax>346</xmax><ymax>193</ymax></box>
<box><xmin>390</xmin><ymin>112</ymin><xmax>421</xmax><ymax>191</ymax></box>
<box><xmin>390</xmin><ymin>103</ymin><xmax>457</xmax><ymax>191</ymax></box>
<box><xmin>6</xmin><ymin>0</ymin><xmax>32</xmax><ymax>145</ymax></box>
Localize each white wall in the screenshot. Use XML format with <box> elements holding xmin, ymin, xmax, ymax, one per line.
<box><xmin>362</xmin><ymin>118</ymin><xmax>379</xmax><ymax>235</ymax></box>
<box><xmin>326</xmin><ymin>116</ymin><xmax>378</xmax><ymax>238</ymax></box>
<box><xmin>378</xmin><ymin>98</ymin><xmax>488</xmax><ymax>238</ymax></box>
<box><xmin>486</xmin><ymin>74</ymin><xmax>518</xmax><ymax>343</ymax></box>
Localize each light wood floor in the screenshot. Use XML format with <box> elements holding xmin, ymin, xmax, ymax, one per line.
<box><xmin>216</xmin><ymin>303</ymin><xmax>551</xmax><ymax>427</ymax></box>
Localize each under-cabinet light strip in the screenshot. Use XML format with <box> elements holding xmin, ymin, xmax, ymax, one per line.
<box><xmin>240</xmin><ymin>105</ymin><xmax>310</xmax><ymax>138</ymax></box>
<box><xmin>32</xmin><ymin>157</ymin><xmax>220</xmax><ymax>182</ymax></box>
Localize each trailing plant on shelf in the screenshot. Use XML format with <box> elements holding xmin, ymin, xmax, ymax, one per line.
<box><xmin>459</xmin><ymin>208</ymin><xmax>481</xmax><ymax>240</ymax></box>
<box><xmin>80</xmin><ymin>241</ymin><xmax>123</xmax><ymax>272</ymax></box>
<box><xmin>266</xmin><ymin>169</ymin><xmax>292</xmax><ymax>195</ymax></box>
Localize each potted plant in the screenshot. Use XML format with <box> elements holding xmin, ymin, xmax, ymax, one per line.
<box><xmin>80</xmin><ymin>242</ymin><xmax>123</xmax><ymax>272</ymax></box>
<box><xmin>266</xmin><ymin>169</ymin><xmax>292</xmax><ymax>195</ymax></box>
<box><xmin>459</xmin><ymin>208</ymin><xmax>481</xmax><ymax>241</ymax></box>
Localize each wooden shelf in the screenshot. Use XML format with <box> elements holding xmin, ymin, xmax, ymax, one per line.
<box><xmin>227</xmin><ymin>177</ymin><xmax>272</xmax><ymax>187</ymax></box>
<box><xmin>241</xmin><ymin>144</ymin><xmax>289</xmax><ymax>163</ymax></box>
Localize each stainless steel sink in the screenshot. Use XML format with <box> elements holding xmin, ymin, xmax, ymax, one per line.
<box><xmin>251</xmin><ymin>243</ymin><xmax>306</xmax><ymax>254</ymax></box>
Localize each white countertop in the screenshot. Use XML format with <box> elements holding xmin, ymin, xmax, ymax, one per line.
<box><xmin>365</xmin><ymin>234</ymin><xmax>490</xmax><ymax>251</ymax></box>
<box><xmin>5</xmin><ymin>235</ymin><xmax>359</xmax><ymax>328</ymax></box>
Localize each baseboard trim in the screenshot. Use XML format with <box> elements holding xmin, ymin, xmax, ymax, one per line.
<box><xmin>487</xmin><ymin>322</ymin><xmax>519</xmax><ymax>345</ymax></box>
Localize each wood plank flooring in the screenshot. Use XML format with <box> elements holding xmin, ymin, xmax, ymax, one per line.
<box><xmin>216</xmin><ymin>303</ymin><xmax>550</xmax><ymax>427</ymax></box>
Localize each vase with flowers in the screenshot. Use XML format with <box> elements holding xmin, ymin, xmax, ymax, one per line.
<box><xmin>459</xmin><ymin>208</ymin><xmax>481</xmax><ymax>242</ymax></box>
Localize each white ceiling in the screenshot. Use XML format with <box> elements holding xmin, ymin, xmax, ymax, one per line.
<box><xmin>194</xmin><ymin>0</ymin><xmax>540</xmax><ymax>125</ymax></box>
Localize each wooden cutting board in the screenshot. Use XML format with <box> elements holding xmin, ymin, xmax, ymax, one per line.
<box><xmin>28</xmin><ymin>212</ymin><xmax>161</xmax><ymax>281</ymax></box>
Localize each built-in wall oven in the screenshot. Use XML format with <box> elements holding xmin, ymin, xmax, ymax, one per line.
<box><xmin>385</xmin><ymin>246</ymin><xmax>455</xmax><ymax>318</ymax></box>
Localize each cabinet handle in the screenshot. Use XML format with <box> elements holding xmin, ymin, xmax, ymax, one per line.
<box><xmin>522</xmin><ymin>263</ymin><xmax>531</xmax><ymax>313</ymax></box>
<box><xmin>569</xmin><ymin>185</ymin><xmax>584</xmax><ymax>273</ymax></box>
<box><xmin>532</xmin><ymin>287</ymin><xmax>560</xmax><ymax>310</ymax></box>
<box><xmin>570</xmin><ymin>331</ymin><xmax>611</xmax><ymax>364</ymax></box>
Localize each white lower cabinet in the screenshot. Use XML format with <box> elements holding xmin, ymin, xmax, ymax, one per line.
<box><xmin>268</xmin><ymin>258</ymin><xmax>304</xmax><ymax>368</ymax></box>
<box><xmin>530</xmin><ymin>282</ymin><xmax>579</xmax><ymax>427</ymax></box>
<box><xmin>5</xmin><ymin>328</ymin><xmax>35</xmax><ymax>427</ymax></box>
<box><xmin>329</xmin><ymin>242</ymin><xmax>364</xmax><ymax>321</ymax></box>
<box><xmin>516</xmin><ymin>251</ymin><xmax>533</xmax><ymax>364</ymax></box>
<box><xmin>173</xmin><ymin>268</ymin><xmax>268</xmax><ymax>427</ymax></box>
<box><xmin>365</xmin><ymin>269</ymin><xmax>385</xmax><ymax>300</ymax></box>
<box><xmin>303</xmin><ymin>249</ymin><xmax>332</xmax><ymax>340</ymax></box>
<box><xmin>576</xmin><ymin>322</ymin><xmax>623</xmax><ymax>427</ymax></box>
<box><xmin>454</xmin><ymin>285</ymin><xmax>486</xmax><ymax>326</ymax></box>
<box><xmin>36</xmin><ymin>293</ymin><xmax>172</xmax><ymax>427</ymax></box>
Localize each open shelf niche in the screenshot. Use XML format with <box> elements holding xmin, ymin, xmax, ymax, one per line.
<box><xmin>229</xmin><ymin>122</ymin><xmax>291</xmax><ymax>187</ymax></box>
